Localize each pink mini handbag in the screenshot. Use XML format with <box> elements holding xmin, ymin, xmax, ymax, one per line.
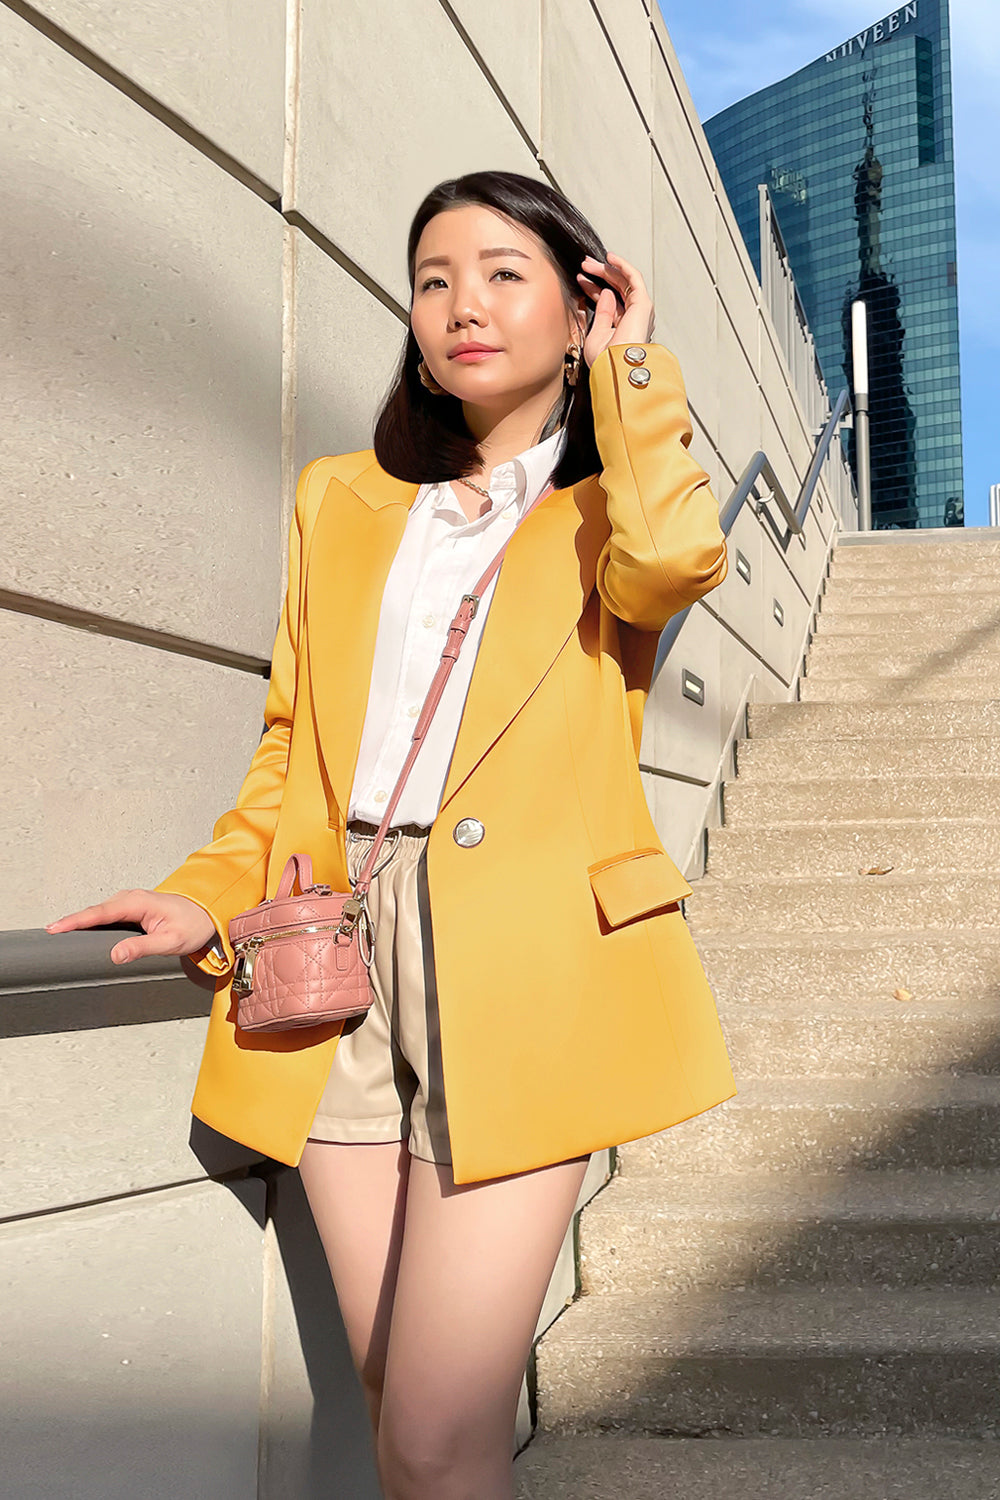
<box><xmin>229</xmin><ymin>478</ymin><xmax>556</xmax><ymax>1033</ymax></box>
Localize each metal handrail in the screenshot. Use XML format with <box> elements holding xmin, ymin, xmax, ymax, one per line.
<box><xmin>653</xmin><ymin>387</ymin><xmax>852</xmax><ymax>677</ymax></box>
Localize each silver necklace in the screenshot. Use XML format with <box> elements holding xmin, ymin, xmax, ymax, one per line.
<box><xmin>455</xmin><ymin>475</ymin><xmax>491</xmax><ymax>499</ymax></box>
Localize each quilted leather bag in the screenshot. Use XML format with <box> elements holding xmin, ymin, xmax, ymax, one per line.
<box><xmin>229</xmin><ymin>476</ymin><xmax>556</xmax><ymax>1033</ymax></box>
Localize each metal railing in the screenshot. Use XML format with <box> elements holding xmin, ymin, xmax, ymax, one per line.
<box><xmin>653</xmin><ymin>386</ymin><xmax>853</xmax><ymax>679</ymax></box>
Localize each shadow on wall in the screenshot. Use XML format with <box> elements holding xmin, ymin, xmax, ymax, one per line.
<box><xmin>188</xmin><ymin>1120</ymin><xmax>384</xmax><ymax>1500</ymax></box>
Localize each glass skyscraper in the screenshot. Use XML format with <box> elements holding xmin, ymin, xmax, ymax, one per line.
<box><xmin>703</xmin><ymin>0</ymin><xmax>962</xmax><ymax>529</ymax></box>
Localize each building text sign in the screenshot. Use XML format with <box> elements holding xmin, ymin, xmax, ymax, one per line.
<box><xmin>825</xmin><ymin>1</ymin><xmax>919</xmax><ymax>61</ymax></box>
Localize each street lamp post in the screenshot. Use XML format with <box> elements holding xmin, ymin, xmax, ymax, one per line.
<box><xmin>851</xmin><ymin>297</ymin><xmax>872</xmax><ymax>530</ymax></box>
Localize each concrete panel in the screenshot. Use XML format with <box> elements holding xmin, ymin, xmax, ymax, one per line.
<box><xmin>640</xmin><ymin>769</ymin><xmax>715</xmax><ymax>880</ymax></box>
<box><xmin>292</xmin><ymin>228</ymin><xmax>411</xmax><ymax>474</ymax></box>
<box><xmin>593</xmin><ymin>0</ymin><xmax>653</xmax><ymax>122</ymax></box>
<box><xmin>686</xmin><ymin>422</ymin><xmax>727</xmax><ymax>512</ymax></box>
<box><xmin>541</xmin><ymin>0</ymin><xmax>652</xmax><ymax>275</ymax></box>
<box><xmin>715</xmin><ymin>504</ymin><xmax>766</xmax><ymax>657</ymax></box>
<box><xmin>260</xmin><ymin>1168</ymin><xmax>381</xmax><ymax>1500</ymax></box>
<box><xmin>716</xmin><ymin>230</ymin><xmax>760</xmax><ymax>380</ymax></box>
<box><xmin>516</xmin><ymin>1148</ymin><xmax>614</xmax><ymax>1450</ymax></box>
<box><xmin>294</xmin><ymin>0</ymin><xmax>539</xmax><ymax>303</ymax></box>
<box><xmin>450</xmin><ymin>0</ymin><xmax>543</xmax><ymax>143</ymax></box>
<box><xmin>806</xmin><ymin>456</ymin><xmax>833</xmax><ymax>540</ymax></box>
<box><xmin>759</xmin><ymin>328</ymin><xmax>816</xmax><ymax>478</ymax></box>
<box><xmin>535</xmin><ymin>1151</ymin><xmax>613</xmax><ymax>1341</ymax></box>
<box><xmin>651</xmin><ymin>172</ymin><xmax>719</xmax><ymax>443</ymax></box>
<box><xmin>1</xmin><ymin>1178</ymin><xmax>266</xmax><ymax>1500</ymax></box>
<box><xmin>641</xmin><ymin>606</ymin><xmax>724</xmax><ymax>786</ymax></box>
<box><xmin>31</xmin><ymin>0</ymin><xmax>286</xmax><ymax>190</ymax></box>
<box><xmin>715</xmin><ymin>307</ymin><xmax>760</xmax><ymax>481</ymax></box>
<box><xmin>1</xmin><ymin>1017</ymin><xmax>213</xmax><ymax>1216</ymax></box>
<box><xmin>1</xmin><ymin>7</ymin><xmax>285</xmax><ymax>658</ymax></box>
<box><xmin>718</xmin><ymin>633</ymin><xmax>789</xmax><ymax>749</ymax></box>
<box><xmin>757</xmin><ymin>536</ymin><xmax>813</xmax><ymax>687</ymax></box>
<box><xmin>649</xmin><ymin>5</ymin><xmax>718</xmax><ymax>209</ymax></box>
<box><xmin>3</xmin><ymin>612</ymin><xmax>269</xmax><ymax>930</ymax></box>
<box><xmin>796</xmin><ymin>501</ymin><xmax>839</xmax><ymax>623</ymax></box>
<box><xmin>814</xmin><ymin>453</ymin><xmax>843</xmax><ymax>542</ymax></box>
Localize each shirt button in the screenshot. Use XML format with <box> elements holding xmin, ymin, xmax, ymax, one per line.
<box><xmin>407</xmin><ymin>705</ymin><xmax>419</xmax><ymax>718</ymax></box>
<box><xmin>374</xmin><ymin>790</ymin><xmax>388</xmax><ymax>803</ymax></box>
<box><xmin>503</xmin><ymin>504</ymin><xmax>516</xmax><ymax>518</ymax></box>
<box><xmin>422</xmin><ymin>613</ymin><xmax>436</xmax><ymax>628</ymax></box>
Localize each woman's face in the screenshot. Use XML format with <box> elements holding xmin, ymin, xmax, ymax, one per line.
<box><xmin>410</xmin><ymin>203</ymin><xmax>585</xmax><ymax>412</ymax></box>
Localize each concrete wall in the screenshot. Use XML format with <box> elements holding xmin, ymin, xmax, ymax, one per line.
<box><xmin>1</xmin><ymin>1</ymin><xmax>856</xmax><ymax>1495</ymax></box>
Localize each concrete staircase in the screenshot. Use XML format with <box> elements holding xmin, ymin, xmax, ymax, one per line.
<box><xmin>515</xmin><ymin>534</ymin><xmax>1000</xmax><ymax>1497</ymax></box>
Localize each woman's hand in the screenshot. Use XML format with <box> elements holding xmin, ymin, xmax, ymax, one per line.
<box><xmin>577</xmin><ymin>251</ymin><xmax>656</xmax><ymax>369</ymax></box>
<box><xmin>45</xmin><ymin>890</ymin><xmax>219</xmax><ymax>965</ymax></box>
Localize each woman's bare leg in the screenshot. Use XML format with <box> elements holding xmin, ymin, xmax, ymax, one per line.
<box><xmin>376</xmin><ymin>1152</ymin><xmax>591</xmax><ymax>1500</ymax></box>
<box><xmin>298</xmin><ymin>1138</ymin><xmax>411</xmax><ymax>1442</ymax></box>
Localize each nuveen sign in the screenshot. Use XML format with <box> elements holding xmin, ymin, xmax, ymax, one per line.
<box><xmin>824</xmin><ymin>1</ymin><xmax>920</xmax><ymax>62</ymax></box>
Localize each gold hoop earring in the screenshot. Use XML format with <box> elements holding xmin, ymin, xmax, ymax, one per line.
<box><xmin>564</xmin><ymin>343</ymin><xmax>582</xmax><ymax>388</ymax></box>
<box><xmin>417</xmin><ymin>358</ymin><xmax>446</xmax><ymax>396</ymax></box>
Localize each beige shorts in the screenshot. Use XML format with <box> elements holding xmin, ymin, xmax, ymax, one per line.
<box><xmin>306</xmin><ymin>821</ymin><xmax>452</xmax><ymax>1166</ymax></box>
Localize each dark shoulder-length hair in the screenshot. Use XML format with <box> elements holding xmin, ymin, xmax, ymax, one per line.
<box><xmin>372</xmin><ymin>170</ymin><xmax>620</xmax><ymax>492</ymax></box>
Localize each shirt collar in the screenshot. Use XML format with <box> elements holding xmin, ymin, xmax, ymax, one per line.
<box><xmin>429</xmin><ymin>423</ymin><xmax>569</xmax><ymax>523</ymax></box>
<box><xmin>495</xmin><ymin>423</ymin><xmax>569</xmax><ymax>514</ymax></box>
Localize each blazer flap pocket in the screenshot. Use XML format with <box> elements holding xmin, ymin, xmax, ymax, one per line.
<box><xmin>587</xmin><ymin>846</ymin><xmax>693</xmax><ymax>927</ymax></box>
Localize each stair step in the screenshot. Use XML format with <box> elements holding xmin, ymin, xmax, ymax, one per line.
<box><xmin>691</xmin><ymin>928</ymin><xmax>1000</xmax><ymax>1007</ymax></box>
<box><xmin>820</xmin><ymin>578</ymin><xmax>1000</xmax><ymax>607</ymax></box>
<box><xmin>807</xmin><ymin>643</ymin><xmax>1000</xmax><ymax>677</ymax></box>
<box><xmin>814</xmin><ymin>611</ymin><xmax>1000</xmax><ymax>642</ymax></box>
<box><xmin>706</xmin><ymin>818</ymin><xmax>1000</xmax><ymax>879</ymax></box>
<box><xmin>534</xmin><ymin>1287</ymin><xmax>1000</xmax><ymax>1435</ymax></box>
<box><xmin>720</xmin><ymin>1003</ymin><xmax>1000</xmax><ymax>1078</ymax></box>
<box><xmin>722</xmin><ymin>774</ymin><xmax>1000</xmax><ymax>822</ymax></box>
<box><xmin>685</xmin><ymin>870</ymin><xmax>1000</xmax><ymax>936</ymax></box>
<box><xmin>832</xmin><ymin>539</ymin><xmax>1000</xmax><ymax>570</ymax></box>
<box><xmin>798</xmin><ymin>675</ymin><xmax>1000</xmax><ymax>702</ymax></box>
<box><xmin>735</xmin><ymin>735</ymin><xmax>996</xmax><ymax>780</ymax></box>
<box><xmin>620</xmin><ymin>1077</ymin><xmax>1000</xmax><ymax>1175</ymax></box>
<box><xmin>577</xmin><ymin>1171</ymin><xmax>1000</xmax><ymax>1293</ymax></box>
<box><xmin>745</xmin><ymin>699</ymin><xmax>1000</xmax><ymax>739</ymax></box>
<box><xmin>515</xmin><ymin>1435</ymin><xmax>1000</xmax><ymax>1500</ymax></box>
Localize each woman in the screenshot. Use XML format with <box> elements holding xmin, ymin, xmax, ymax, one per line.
<box><xmin>47</xmin><ymin>171</ymin><xmax>736</xmax><ymax>1499</ymax></box>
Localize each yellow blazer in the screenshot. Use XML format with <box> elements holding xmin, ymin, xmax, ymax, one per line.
<box><xmin>154</xmin><ymin>341</ymin><xmax>737</xmax><ymax>1183</ymax></box>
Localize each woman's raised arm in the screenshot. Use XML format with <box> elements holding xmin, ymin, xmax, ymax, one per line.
<box><xmin>576</xmin><ymin>251</ymin><xmax>727</xmax><ymax>632</ymax></box>
<box><xmin>589</xmin><ymin>339</ymin><xmax>728</xmax><ymax>631</ymax></box>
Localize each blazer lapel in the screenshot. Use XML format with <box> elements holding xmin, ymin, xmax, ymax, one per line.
<box><xmin>304</xmin><ymin>454</ymin><xmax>608</xmax><ymax>826</ymax></box>
<box><xmin>437</xmin><ymin>476</ymin><xmax>607</xmax><ymax>812</ymax></box>
<box><xmin>303</xmin><ymin>459</ymin><xmax>417</xmax><ymax>825</ymax></box>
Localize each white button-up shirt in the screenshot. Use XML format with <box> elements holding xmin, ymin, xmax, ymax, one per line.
<box><xmin>347</xmin><ymin>423</ymin><xmax>569</xmax><ymax>827</ymax></box>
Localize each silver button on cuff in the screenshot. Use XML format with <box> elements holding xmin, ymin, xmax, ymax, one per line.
<box><xmin>628</xmin><ymin>366</ymin><xmax>652</xmax><ymax>387</ymax></box>
<box><xmin>453</xmin><ymin>817</ymin><xmax>485</xmax><ymax>847</ymax></box>
<box><xmin>623</xmin><ymin>346</ymin><xmax>648</xmax><ymax>366</ymax></box>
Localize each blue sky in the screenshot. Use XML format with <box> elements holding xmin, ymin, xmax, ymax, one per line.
<box><xmin>658</xmin><ymin>0</ymin><xmax>998</xmax><ymax>526</ymax></box>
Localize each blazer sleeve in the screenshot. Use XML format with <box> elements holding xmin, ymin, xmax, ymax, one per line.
<box><xmin>588</xmin><ymin>341</ymin><xmax>728</xmax><ymax>631</ymax></box>
<box><xmin>152</xmin><ymin>457</ymin><xmax>327</xmax><ymax>977</ymax></box>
